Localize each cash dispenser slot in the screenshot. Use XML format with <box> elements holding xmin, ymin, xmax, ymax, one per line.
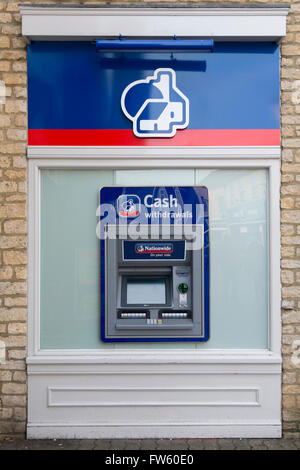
<box><xmin>116</xmin><ymin>309</ymin><xmax>151</xmax><ymax>330</ymax></box>
<box><xmin>118</xmin><ymin>310</ymin><xmax>150</xmax><ymax>319</ymax></box>
<box><xmin>159</xmin><ymin>310</ymin><xmax>192</xmax><ymax>319</ymax></box>
<box><xmin>119</xmin><ymin>267</ymin><xmax>172</xmax><ymax>275</ymax></box>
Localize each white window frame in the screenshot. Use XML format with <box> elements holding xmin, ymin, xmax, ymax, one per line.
<box><xmin>27</xmin><ymin>151</ymin><xmax>281</xmax><ymax>365</ymax></box>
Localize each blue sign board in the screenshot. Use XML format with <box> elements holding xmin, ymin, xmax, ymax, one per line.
<box><xmin>28</xmin><ymin>42</ymin><xmax>280</xmax><ymax>147</ymax></box>
<box><xmin>99</xmin><ymin>185</ymin><xmax>208</xmax><ymax>225</ymax></box>
<box><xmin>123</xmin><ymin>241</ymin><xmax>186</xmax><ymax>260</ymax></box>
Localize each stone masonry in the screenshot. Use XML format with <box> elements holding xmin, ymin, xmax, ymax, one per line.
<box><xmin>0</xmin><ymin>0</ymin><xmax>300</xmax><ymax>438</ymax></box>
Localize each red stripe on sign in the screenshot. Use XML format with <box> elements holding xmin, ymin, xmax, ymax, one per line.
<box><xmin>28</xmin><ymin>129</ymin><xmax>280</xmax><ymax>146</ymax></box>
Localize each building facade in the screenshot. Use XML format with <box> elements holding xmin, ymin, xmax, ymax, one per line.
<box><xmin>0</xmin><ymin>1</ymin><xmax>299</xmax><ymax>439</ymax></box>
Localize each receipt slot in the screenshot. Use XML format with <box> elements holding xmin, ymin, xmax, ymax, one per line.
<box><xmin>99</xmin><ymin>186</ymin><xmax>209</xmax><ymax>342</ymax></box>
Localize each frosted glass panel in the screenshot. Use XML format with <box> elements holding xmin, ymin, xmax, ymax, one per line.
<box><xmin>40</xmin><ymin>170</ymin><xmax>114</xmax><ymax>349</ymax></box>
<box><xmin>195</xmin><ymin>169</ymin><xmax>268</xmax><ymax>349</ymax></box>
<box><xmin>40</xmin><ymin>168</ymin><xmax>268</xmax><ymax>350</ymax></box>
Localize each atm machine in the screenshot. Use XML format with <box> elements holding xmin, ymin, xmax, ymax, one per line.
<box><xmin>99</xmin><ymin>186</ymin><xmax>209</xmax><ymax>342</ymax></box>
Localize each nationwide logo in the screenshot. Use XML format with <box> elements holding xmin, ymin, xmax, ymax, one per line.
<box><xmin>121</xmin><ymin>68</ymin><xmax>189</xmax><ymax>138</ymax></box>
<box><xmin>135</xmin><ymin>243</ymin><xmax>173</xmax><ymax>254</ymax></box>
<box><xmin>117</xmin><ymin>194</ymin><xmax>141</xmax><ymax>218</ymax></box>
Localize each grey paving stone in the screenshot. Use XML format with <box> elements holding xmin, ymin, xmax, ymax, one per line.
<box><xmin>0</xmin><ymin>437</ymin><xmax>299</xmax><ymax>450</ymax></box>
<box><xmin>155</xmin><ymin>438</ymin><xmax>189</xmax><ymax>450</ymax></box>
<box><xmin>232</xmin><ymin>439</ymin><xmax>252</xmax><ymax>450</ymax></box>
<box><xmin>125</xmin><ymin>440</ymin><xmax>143</xmax><ymax>450</ymax></box>
<box><xmin>76</xmin><ymin>439</ymin><xmax>97</xmax><ymax>450</ymax></box>
<box><xmin>93</xmin><ymin>439</ymin><xmax>112</xmax><ymax>450</ymax></box>
<box><xmin>247</xmin><ymin>439</ymin><xmax>268</xmax><ymax>450</ymax></box>
<box><xmin>201</xmin><ymin>439</ymin><xmax>220</xmax><ymax>450</ymax></box>
<box><xmin>292</xmin><ymin>439</ymin><xmax>300</xmax><ymax>449</ymax></box>
<box><xmin>110</xmin><ymin>439</ymin><xmax>130</xmax><ymax>450</ymax></box>
<box><xmin>187</xmin><ymin>439</ymin><xmax>206</xmax><ymax>450</ymax></box>
<box><xmin>165</xmin><ymin>439</ymin><xmax>190</xmax><ymax>450</ymax></box>
<box><xmin>27</xmin><ymin>439</ymin><xmax>68</xmax><ymax>450</ymax></box>
<box><xmin>263</xmin><ymin>439</ymin><xmax>297</xmax><ymax>450</ymax></box>
<box><xmin>52</xmin><ymin>439</ymin><xmax>82</xmax><ymax>450</ymax></box>
<box><xmin>271</xmin><ymin>439</ymin><xmax>299</xmax><ymax>450</ymax></box>
<box><xmin>0</xmin><ymin>439</ymin><xmax>30</xmax><ymax>450</ymax></box>
<box><xmin>216</xmin><ymin>439</ymin><xmax>237</xmax><ymax>450</ymax></box>
<box><xmin>139</xmin><ymin>439</ymin><xmax>158</xmax><ymax>450</ymax></box>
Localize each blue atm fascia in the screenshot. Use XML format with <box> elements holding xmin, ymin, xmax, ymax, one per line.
<box><xmin>99</xmin><ymin>186</ymin><xmax>209</xmax><ymax>342</ymax></box>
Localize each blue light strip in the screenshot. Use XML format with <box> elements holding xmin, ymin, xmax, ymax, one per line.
<box><xmin>95</xmin><ymin>39</ymin><xmax>214</xmax><ymax>52</ymax></box>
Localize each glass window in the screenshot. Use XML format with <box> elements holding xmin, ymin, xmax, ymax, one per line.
<box><xmin>40</xmin><ymin>168</ymin><xmax>268</xmax><ymax>350</ymax></box>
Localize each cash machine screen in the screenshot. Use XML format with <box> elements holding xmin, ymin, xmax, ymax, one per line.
<box><xmin>126</xmin><ymin>279</ymin><xmax>166</xmax><ymax>305</ymax></box>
